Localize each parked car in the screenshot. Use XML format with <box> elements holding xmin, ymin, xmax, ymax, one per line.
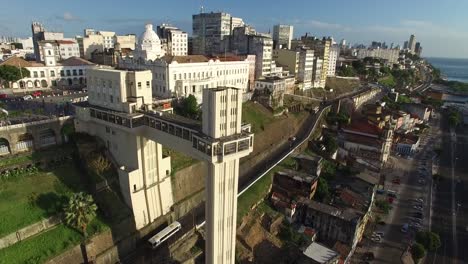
<box><xmin>388</xmin><ymin>197</ymin><xmax>394</xmax><ymax>203</ymax></box>
<box><xmin>392</xmin><ymin>179</ymin><xmax>401</xmax><ymax>185</ymax></box>
<box><xmin>31</xmin><ymin>91</ymin><xmax>42</xmax><ymax>97</ymax></box>
<box><xmin>0</xmin><ymin>93</ymin><xmax>7</xmax><ymax>99</ymax></box>
<box><xmin>364</xmin><ymin>252</ymin><xmax>375</xmax><ymax>261</ymax></box>
<box><xmin>23</xmin><ymin>95</ymin><xmax>33</xmax><ymax>100</ymax></box>
<box><xmin>376</xmin><ymin>189</ymin><xmax>386</xmax><ymax>195</ymax></box>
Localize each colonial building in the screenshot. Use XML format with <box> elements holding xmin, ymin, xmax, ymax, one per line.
<box><xmin>338</xmin><ymin>119</ymin><xmax>393</xmax><ymax>165</ymax></box>
<box><xmin>0</xmin><ymin>44</ymin><xmax>94</xmax><ymax>91</ymax></box>
<box><xmin>119</xmin><ymin>24</ymin><xmax>250</xmax><ymax>102</ymax></box>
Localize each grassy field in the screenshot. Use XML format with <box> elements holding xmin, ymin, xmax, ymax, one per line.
<box><xmin>0</xmin><ymin>218</ymin><xmax>107</xmax><ymax>264</ymax></box>
<box><xmin>0</xmin><ymin>163</ymin><xmax>87</xmax><ymax>237</ymax></box>
<box><xmin>163</xmin><ymin>147</ymin><xmax>199</xmax><ymax>173</ymax></box>
<box><xmin>325</xmin><ymin>76</ymin><xmax>361</xmax><ymax>94</ymax></box>
<box><xmin>379</xmin><ymin>75</ymin><xmax>396</xmax><ymax>88</ymax></box>
<box><xmin>237</xmin><ymin>157</ymin><xmax>297</xmax><ymax>223</ymax></box>
<box><xmin>242</xmin><ymin>102</ymin><xmax>274</xmax><ymax>133</ymax></box>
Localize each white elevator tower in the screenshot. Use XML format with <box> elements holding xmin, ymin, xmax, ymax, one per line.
<box><xmin>74</xmin><ymin>68</ymin><xmax>253</xmax><ymax>264</ymax></box>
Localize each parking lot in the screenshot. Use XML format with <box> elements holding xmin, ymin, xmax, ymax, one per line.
<box><xmin>355</xmin><ymin>116</ymin><xmax>440</xmax><ymax>263</ymax></box>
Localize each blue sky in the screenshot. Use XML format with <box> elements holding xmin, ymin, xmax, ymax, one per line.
<box><xmin>1</xmin><ymin>0</ymin><xmax>467</xmax><ymax>58</ymax></box>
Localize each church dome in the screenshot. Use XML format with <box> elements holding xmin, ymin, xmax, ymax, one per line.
<box><xmin>139</xmin><ymin>24</ymin><xmax>160</xmax><ymax>44</ymax></box>
<box><xmin>135</xmin><ymin>23</ymin><xmax>164</xmax><ymax>61</ymax></box>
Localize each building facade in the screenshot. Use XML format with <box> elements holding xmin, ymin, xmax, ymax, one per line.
<box><xmin>356</xmin><ymin>48</ymin><xmax>399</xmax><ymax>64</ymax></box>
<box><xmin>0</xmin><ymin>48</ymin><xmax>94</xmax><ymax>92</ymax></box>
<box><xmin>328</xmin><ymin>45</ymin><xmax>340</xmax><ymax>77</ymax></box>
<box><xmin>192</xmin><ymin>12</ymin><xmax>244</xmax><ymax>55</ymax></box>
<box><xmin>31</xmin><ymin>22</ymin><xmax>64</xmax><ymax>61</ymax></box>
<box><xmin>157</xmin><ymin>24</ymin><xmax>188</xmax><ymax>56</ymax></box>
<box><xmin>272</xmin><ymin>24</ymin><xmax>293</xmax><ymax>49</ymax></box>
<box><xmin>77</xmin><ymin>30</ymin><xmax>136</xmax><ymax>60</ymax></box>
<box><xmin>38</xmin><ymin>40</ymin><xmax>80</xmax><ymax>62</ymax></box>
<box><xmin>120</xmin><ymin>55</ymin><xmax>250</xmax><ymax>102</ymax></box>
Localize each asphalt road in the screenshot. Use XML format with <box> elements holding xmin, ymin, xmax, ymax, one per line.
<box><xmin>428</xmin><ymin>112</ymin><xmax>468</xmax><ymax>264</ymax></box>
<box><xmin>358</xmin><ymin>112</ymin><xmax>440</xmax><ymax>263</ymax></box>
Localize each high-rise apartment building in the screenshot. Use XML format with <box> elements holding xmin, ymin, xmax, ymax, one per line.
<box><xmin>228</xmin><ymin>26</ymin><xmax>273</xmax><ymax>79</ymax></box>
<box><xmin>192</xmin><ymin>12</ymin><xmax>244</xmax><ymax>55</ymax></box>
<box><xmin>272</xmin><ymin>24</ymin><xmax>293</xmax><ymax>49</ymax></box>
<box><xmin>296</xmin><ymin>36</ymin><xmax>331</xmax><ymax>88</ymax></box>
<box><xmin>327</xmin><ymin>45</ymin><xmax>340</xmax><ymax>77</ymax></box>
<box><xmin>409</xmin><ymin>34</ymin><xmax>416</xmax><ymax>54</ymax></box>
<box><xmin>157</xmin><ymin>24</ymin><xmax>188</xmax><ymax>56</ymax></box>
<box><xmin>403</xmin><ymin>41</ymin><xmax>409</xmax><ymax>50</ymax></box>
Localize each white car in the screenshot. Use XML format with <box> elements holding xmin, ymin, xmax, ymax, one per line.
<box><xmin>23</xmin><ymin>95</ymin><xmax>33</xmax><ymax>100</ymax></box>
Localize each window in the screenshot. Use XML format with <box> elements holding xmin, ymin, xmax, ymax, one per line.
<box><xmin>192</xmin><ymin>85</ymin><xmax>196</xmax><ymax>93</ymax></box>
<box><xmin>33</xmin><ymin>71</ymin><xmax>38</xmax><ymax>78</ymax></box>
<box><xmin>47</xmin><ymin>50</ymin><xmax>51</xmax><ymax>55</ymax></box>
<box><xmin>60</xmin><ymin>70</ymin><xmax>65</xmax><ymax>77</ymax></box>
<box><xmin>72</xmin><ymin>70</ymin><xmax>77</xmax><ymax>76</ymax></box>
<box><xmin>138</xmin><ymin>82</ymin><xmax>142</xmax><ymax>89</ymax></box>
<box><xmin>79</xmin><ymin>69</ymin><xmax>83</xmax><ymax>75</ymax></box>
<box><xmin>146</xmin><ymin>81</ymin><xmax>150</xmax><ymax>88</ymax></box>
<box><xmin>106</xmin><ymin>126</ymin><xmax>110</xmax><ymax>133</ymax></box>
<box><xmin>66</xmin><ymin>70</ymin><xmax>71</xmax><ymax>76</ymax></box>
<box><xmin>50</xmin><ymin>70</ymin><xmax>55</xmax><ymax>77</ymax></box>
<box><xmin>40</xmin><ymin>71</ymin><xmax>45</xmax><ymax>77</ymax></box>
<box><xmin>110</xmin><ymin>95</ymin><xmax>113</xmax><ymax>103</ymax></box>
<box><xmin>174</xmin><ymin>74</ymin><xmax>177</xmax><ymax>80</ymax></box>
<box><xmin>133</xmin><ymin>184</ymin><xmax>136</xmax><ymax>192</ymax></box>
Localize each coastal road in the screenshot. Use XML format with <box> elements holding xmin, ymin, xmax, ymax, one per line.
<box><xmin>428</xmin><ymin>112</ymin><xmax>468</xmax><ymax>264</ymax></box>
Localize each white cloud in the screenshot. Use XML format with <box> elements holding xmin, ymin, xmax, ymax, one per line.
<box><xmin>56</xmin><ymin>12</ymin><xmax>81</xmax><ymax>22</ymax></box>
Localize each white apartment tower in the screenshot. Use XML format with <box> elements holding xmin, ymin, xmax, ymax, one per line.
<box><xmin>156</xmin><ymin>24</ymin><xmax>188</xmax><ymax>56</ymax></box>
<box><xmin>75</xmin><ymin>68</ymin><xmax>253</xmax><ymax>264</ymax></box>
<box><xmin>409</xmin><ymin>34</ymin><xmax>416</xmax><ymax>54</ymax></box>
<box><xmin>297</xmin><ymin>47</ymin><xmax>314</xmax><ymax>89</ymax></box>
<box><xmin>273</xmin><ymin>24</ymin><xmax>293</xmax><ymax>49</ymax></box>
<box><xmin>192</xmin><ymin>12</ymin><xmax>244</xmax><ymax>55</ymax></box>
<box><xmin>327</xmin><ymin>45</ymin><xmax>340</xmax><ymax>77</ymax></box>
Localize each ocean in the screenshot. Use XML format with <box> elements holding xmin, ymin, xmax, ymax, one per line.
<box><xmin>427</xmin><ymin>57</ymin><xmax>468</xmax><ymax>83</ymax></box>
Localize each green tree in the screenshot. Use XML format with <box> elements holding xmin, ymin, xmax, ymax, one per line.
<box><xmin>315</xmin><ymin>178</ymin><xmax>330</xmax><ymax>202</ymax></box>
<box><xmin>416</xmin><ymin>231</ymin><xmax>441</xmax><ymax>251</ymax></box>
<box><xmin>321</xmin><ymin>160</ymin><xmax>337</xmax><ymax>181</ymax></box>
<box><xmin>338</xmin><ymin>66</ymin><xmax>357</xmax><ymax>77</ymax></box>
<box><xmin>63</xmin><ymin>192</ymin><xmax>98</xmax><ymax>239</ymax></box>
<box><xmin>411</xmin><ymin>242</ymin><xmax>426</xmax><ymax>261</ymax></box>
<box><xmin>448</xmin><ymin>110</ymin><xmax>462</xmax><ymax>127</ymax></box>
<box><xmin>0</xmin><ymin>65</ymin><xmax>30</xmax><ymax>83</ymax></box>
<box><xmin>375</xmin><ymin>199</ymin><xmax>391</xmax><ymax>214</ymax></box>
<box><xmin>323</xmin><ymin>135</ymin><xmax>338</xmax><ymax>155</ymax></box>
<box><xmin>176</xmin><ymin>94</ymin><xmax>200</xmax><ymax>119</ymax></box>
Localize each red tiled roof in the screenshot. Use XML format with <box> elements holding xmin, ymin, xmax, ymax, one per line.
<box><xmin>56</xmin><ymin>40</ymin><xmax>77</xmax><ymax>45</ymax></box>
<box><xmin>60</xmin><ymin>56</ymin><xmax>94</xmax><ymax>66</ymax></box>
<box><xmin>209</xmin><ymin>55</ymin><xmax>245</xmax><ymax>62</ymax></box>
<box><xmin>0</xmin><ymin>56</ymin><xmax>34</xmax><ymax>67</ymax></box>
<box><xmin>163</xmin><ymin>55</ymin><xmax>209</xmax><ymax>64</ymax></box>
<box><xmin>343</xmin><ymin>119</ymin><xmax>382</xmax><ymax>136</ymax></box>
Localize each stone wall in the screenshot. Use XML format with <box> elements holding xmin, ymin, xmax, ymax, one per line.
<box><xmin>171</xmin><ymin>162</ymin><xmax>206</xmax><ymax>204</ymax></box>
<box><xmin>0</xmin><ymin>214</ymin><xmax>61</xmax><ymax>249</ymax></box>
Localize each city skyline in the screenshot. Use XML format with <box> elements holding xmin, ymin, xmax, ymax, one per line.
<box><xmin>0</xmin><ymin>0</ymin><xmax>467</xmax><ymax>58</ymax></box>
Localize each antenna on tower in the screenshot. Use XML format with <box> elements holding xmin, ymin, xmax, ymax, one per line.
<box><xmin>200</xmin><ymin>0</ymin><xmax>204</xmax><ymax>13</ymax></box>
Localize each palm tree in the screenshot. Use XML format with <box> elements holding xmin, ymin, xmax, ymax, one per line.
<box><xmin>64</xmin><ymin>192</ymin><xmax>98</xmax><ymax>240</ymax></box>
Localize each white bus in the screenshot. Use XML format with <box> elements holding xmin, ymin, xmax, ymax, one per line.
<box><xmin>148</xmin><ymin>221</ymin><xmax>182</xmax><ymax>249</ymax></box>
